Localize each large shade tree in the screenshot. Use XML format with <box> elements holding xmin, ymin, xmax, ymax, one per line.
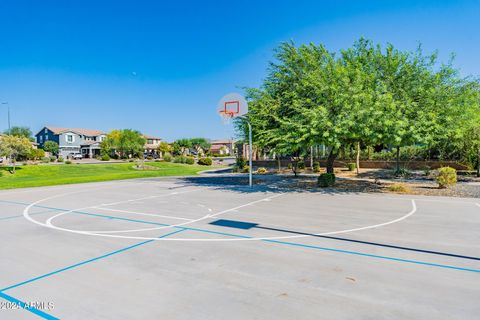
<box><xmin>0</xmin><ymin>135</ymin><xmax>32</xmax><ymax>173</ymax></box>
<box><xmin>239</xmin><ymin>38</ymin><xmax>477</xmax><ymax>175</ymax></box>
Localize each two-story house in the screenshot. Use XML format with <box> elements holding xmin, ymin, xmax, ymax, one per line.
<box><xmin>35</xmin><ymin>127</ymin><xmax>106</xmax><ymax>158</ymax></box>
<box><xmin>143</xmin><ymin>135</ymin><xmax>162</xmax><ymax>157</ymax></box>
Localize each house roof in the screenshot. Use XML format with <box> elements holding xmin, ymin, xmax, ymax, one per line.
<box><xmin>211</xmin><ymin>139</ymin><xmax>234</xmax><ymax>145</ymax></box>
<box><xmin>143</xmin><ymin>134</ymin><xmax>162</xmax><ymax>140</ymax></box>
<box><xmin>37</xmin><ymin>127</ymin><xmax>105</xmax><ymax>136</ymax></box>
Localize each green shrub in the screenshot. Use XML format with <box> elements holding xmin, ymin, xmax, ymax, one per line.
<box><xmin>185</xmin><ymin>156</ymin><xmax>195</xmax><ymax>165</ymax></box>
<box><xmin>146</xmin><ymin>156</ymin><xmax>153</xmax><ymax>160</ymax></box>
<box><xmin>394</xmin><ymin>167</ymin><xmax>411</xmax><ymax>177</ymax></box>
<box><xmin>436</xmin><ymin>167</ymin><xmax>457</xmax><ymax>188</ymax></box>
<box><xmin>49</xmin><ymin>156</ymin><xmax>56</xmax><ymax>162</ymax></box>
<box><xmin>256</xmin><ymin>167</ymin><xmax>267</xmax><ymax>174</ymax></box>
<box><xmin>298</xmin><ymin>161</ymin><xmax>305</xmax><ymax>169</ymax></box>
<box><xmin>347</xmin><ymin>163</ymin><xmax>356</xmax><ymax>171</ymax></box>
<box><xmin>58</xmin><ymin>157</ymin><xmax>64</xmax><ymax>162</ymax></box>
<box><xmin>198</xmin><ymin>157</ymin><xmax>212</xmax><ymax>166</ymax></box>
<box><xmin>65</xmin><ymin>160</ymin><xmax>72</xmax><ymax>164</ymax></box>
<box><xmin>236</xmin><ymin>157</ymin><xmax>246</xmax><ymax>169</ymax></box>
<box><xmin>163</xmin><ymin>153</ymin><xmax>172</xmax><ymax>162</ymax></box>
<box><xmin>41</xmin><ymin>157</ymin><xmax>50</xmax><ymax>163</ymax></box>
<box><xmin>287</xmin><ymin>163</ymin><xmax>293</xmax><ymax>169</ymax></box>
<box><xmin>29</xmin><ymin>148</ymin><xmax>45</xmax><ymax>160</ymax></box>
<box><xmin>243</xmin><ymin>165</ymin><xmax>250</xmax><ymax>173</ymax></box>
<box><xmin>313</xmin><ymin>162</ymin><xmax>321</xmax><ymax>173</ymax></box>
<box><xmin>318</xmin><ymin>173</ymin><xmax>336</xmax><ymax>187</ymax></box>
<box><xmin>173</xmin><ymin>155</ymin><xmax>187</xmax><ymax>163</ymax></box>
<box><xmin>101</xmin><ymin>154</ymin><xmax>111</xmax><ymax>161</ymax></box>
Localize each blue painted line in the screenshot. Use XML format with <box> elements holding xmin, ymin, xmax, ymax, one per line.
<box><xmin>0</xmin><ymin>209</ymin><xmax>59</xmax><ymax>221</ymax></box>
<box><xmin>1</xmin><ymin>229</ymin><xmax>184</xmax><ymax>292</ymax></box>
<box><xmin>262</xmin><ymin>239</ymin><xmax>480</xmax><ymax>273</ymax></box>
<box><xmin>0</xmin><ymin>291</ymin><xmax>59</xmax><ymax>320</ymax></box>
<box><xmin>1</xmin><ymin>199</ymin><xmax>479</xmax><ymax>273</ymax></box>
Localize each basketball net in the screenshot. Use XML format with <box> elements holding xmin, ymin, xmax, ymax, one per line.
<box><xmin>219</xmin><ymin>111</ymin><xmax>235</xmax><ymax>125</ymax></box>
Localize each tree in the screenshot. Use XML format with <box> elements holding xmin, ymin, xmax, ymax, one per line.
<box><xmin>43</xmin><ymin>141</ymin><xmax>59</xmax><ymax>156</ymax></box>
<box><xmin>241</xmin><ymin>39</ymin><xmax>473</xmax><ymax>175</ymax></box>
<box><xmin>157</xmin><ymin>141</ymin><xmax>172</xmax><ymax>158</ymax></box>
<box><xmin>189</xmin><ymin>138</ymin><xmax>211</xmax><ymax>156</ymax></box>
<box><xmin>172</xmin><ymin>139</ymin><xmax>192</xmax><ymax>156</ymax></box>
<box><xmin>0</xmin><ymin>135</ymin><xmax>32</xmax><ymax>173</ymax></box>
<box><xmin>4</xmin><ymin>126</ymin><xmax>34</xmax><ymax>141</ymax></box>
<box><xmin>101</xmin><ymin>129</ymin><xmax>146</xmax><ymax>158</ymax></box>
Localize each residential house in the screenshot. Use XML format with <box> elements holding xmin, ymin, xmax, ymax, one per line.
<box><xmin>210</xmin><ymin>139</ymin><xmax>235</xmax><ymax>156</ymax></box>
<box><xmin>143</xmin><ymin>135</ymin><xmax>162</xmax><ymax>157</ymax></box>
<box><xmin>35</xmin><ymin>127</ymin><xmax>106</xmax><ymax>158</ymax></box>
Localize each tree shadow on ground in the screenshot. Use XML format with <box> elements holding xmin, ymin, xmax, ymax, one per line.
<box><xmin>176</xmin><ymin>174</ymin><xmax>386</xmax><ymax>196</ymax></box>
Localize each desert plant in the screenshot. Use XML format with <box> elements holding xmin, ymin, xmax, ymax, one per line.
<box><xmin>41</xmin><ymin>157</ymin><xmax>50</xmax><ymax>163</ymax></box>
<box><xmin>318</xmin><ymin>173</ymin><xmax>335</xmax><ymax>187</ymax></box>
<box><xmin>256</xmin><ymin>167</ymin><xmax>267</xmax><ymax>174</ymax></box>
<box><xmin>287</xmin><ymin>163</ymin><xmax>292</xmax><ymax>169</ymax></box>
<box><xmin>198</xmin><ymin>157</ymin><xmax>212</xmax><ymax>166</ymax></box>
<box><xmin>347</xmin><ymin>163</ymin><xmax>356</xmax><ymax>171</ymax></box>
<box><xmin>65</xmin><ymin>160</ymin><xmax>72</xmax><ymax>164</ymax></box>
<box><xmin>387</xmin><ymin>183</ymin><xmax>411</xmax><ymax>193</ymax></box>
<box><xmin>436</xmin><ymin>167</ymin><xmax>457</xmax><ymax>188</ymax></box>
<box><xmin>57</xmin><ymin>157</ymin><xmax>64</xmax><ymax>162</ymax></box>
<box><xmin>101</xmin><ymin>154</ymin><xmax>111</xmax><ymax>161</ymax></box>
<box><xmin>49</xmin><ymin>156</ymin><xmax>56</xmax><ymax>162</ymax></box>
<box><xmin>243</xmin><ymin>165</ymin><xmax>250</xmax><ymax>173</ymax></box>
<box><xmin>185</xmin><ymin>156</ymin><xmax>195</xmax><ymax>165</ymax></box>
<box><xmin>313</xmin><ymin>162</ymin><xmax>321</xmax><ymax>173</ymax></box>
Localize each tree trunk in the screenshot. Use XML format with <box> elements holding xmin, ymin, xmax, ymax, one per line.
<box><xmin>477</xmin><ymin>147</ymin><xmax>480</xmax><ymax>177</ymax></box>
<box><xmin>356</xmin><ymin>142</ymin><xmax>360</xmax><ymax>175</ymax></box>
<box><xmin>310</xmin><ymin>146</ymin><xmax>314</xmax><ymax>170</ymax></box>
<box><xmin>396</xmin><ymin>146</ymin><xmax>401</xmax><ymax>174</ymax></box>
<box><xmin>326</xmin><ymin>147</ymin><xmax>338</xmax><ymax>174</ymax></box>
<box><xmin>277</xmin><ymin>155</ymin><xmax>281</xmax><ymax>172</ymax></box>
<box><xmin>11</xmin><ymin>157</ymin><xmax>16</xmax><ymax>174</ymax></box>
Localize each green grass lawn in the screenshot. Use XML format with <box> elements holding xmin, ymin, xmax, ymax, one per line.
<box><xmin>0</xmin><ymin>162</ymin><xmax>218</xmax><ymax>190</ymax></box>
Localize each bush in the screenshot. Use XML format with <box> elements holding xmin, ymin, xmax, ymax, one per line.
<box><xmin>298</xmin><ymin>161</ymin><xmax>305</xmax><ymax>169</ymax></box>
<box><xmin>146</xmin><ymin>156</ymin><xmax>153</xmax><ymax>160</ymax></box>
<box><xmin>256</xmin><ymin>167</ymin><xmax>267</xmax><ymax>174</ymax></box>
<box><xmin>49</xmin><ymin>156</ymin><xmax>56</xmax><ymax>162</ymax></box>
<box><xmin>313</xmin><ymin>162</ymin><xmax>321</xmax><ymax>173</ymax></box>
<box><xmin>185</xmin><ymin>156</ymin><xmax>195</xmax><ymax>165</ymax></box>
<box><xmin>101</xmin><ymin>154</ymin><xmax>111</xmax><ymax>161</ymax></box>
<box><xmin>287</xmin><ymin>163</ymin><xmax>293</xmax><ymax>169</ymax></box>
<box><xmin>236</xmin><ymin>157</ymin><xmax>247</xmax><ymax>169</ymax></box>
<box><xmin>198</xmin><ymin>157</ymin><xmax>212</xmax><ymax>166</ymax></box>
<box><xmin>41</xmin><ymin>157</ymin><xmax>50</xmax><ymax>163</ymax></box>
<box><xmin>318</xmin><ymin>173</ymin><xmax>336</xmax><ymax>187</ymax></box>
<box><xmin>163</xmin><ymin>153</ymin><xmax>172</xmax><ymax>162</ymax></box>
<box><xmin>347</xmin><ymin>163</ymin><xmax>356</xmax><ymax>171</ymax></box>
<box><xmin>243</xmin><ymin>165</ymin><xmax>250</xmax><ymax>173</ymax></box>
<box><xmin>29</xmin><ymin>148</ymin><xmax>45</xmax><ymax>160</ymax></box>
<box><xmin>436</xmin><ymin>167</ymin><xmax>457</xmax><ymax>188</ymax></box>
<box><xmin>58</xmin><ymin>157</ymin><xmax>64</xmax><ymax>162</ymax></box>
<box><xmin>387</xmin><ymin>183</ymin><xmax>411</xmax><ymax>193</ymax></box>
<box><xmin>173</xmin><ymin>155</ymin><xmax>187</xmax><ymax>163</ymax></box>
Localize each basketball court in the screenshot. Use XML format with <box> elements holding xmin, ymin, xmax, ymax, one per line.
<box><xmin>0</xmin><ymin>175</ymin><xmax>479</xmax><ymax>319</ymax></box>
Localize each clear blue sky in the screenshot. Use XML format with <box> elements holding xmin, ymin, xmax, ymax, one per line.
<box><xmin>1</xmin><ymin>0</ymin><xmax>479</xmax><ymax>141</ymax></box>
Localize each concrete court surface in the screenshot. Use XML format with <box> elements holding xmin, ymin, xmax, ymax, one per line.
<box><xmin>0</xmin><ymin>176</ymin><xmax>478</xmax><ymax>319</ymax></box>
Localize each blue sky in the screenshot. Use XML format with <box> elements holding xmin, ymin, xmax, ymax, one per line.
<box><xmin>1</xmin><ymin>0</ymin><xmax>479</xmax><ymax>141</ymax></box>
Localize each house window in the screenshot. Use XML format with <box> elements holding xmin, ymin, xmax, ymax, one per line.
<box><xmin>66</xmin><ymin>135</ymin><xmax>74</xmax><ymax>143</ymax></box>
<box><xmin>39</xmin><ymin>136</ymin><xmax>43</xmax><ymax>143</ymax></box>
<box><xmin>44</xmin><ymin>128</ymin><xmax>48</xmax><ymax>134</ymax></box>
<box><xmin>45</xmin><ymin>135</ymin><xmax>49</xmax><ymax>141</ymax></box>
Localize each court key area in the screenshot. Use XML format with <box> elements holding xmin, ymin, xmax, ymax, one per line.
<box><xmin>0</xmin><ymin>176</ymin><xmax>479</xmax><ymax>319</ymax></box>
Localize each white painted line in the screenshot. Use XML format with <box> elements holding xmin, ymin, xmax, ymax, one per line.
<box><xmin>23</xmin><ymin>187</ymin><xmax>418</xmax><ymax>242</ymax></box>
<box><xmin>91</xmin><ymin>207</ymin><xmax>193</xmax><ymax>221</ymax></box>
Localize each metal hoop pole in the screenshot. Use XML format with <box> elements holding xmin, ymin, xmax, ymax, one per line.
<box><xmin>247</xmin><ymin>120</ymin><xmax>253</xmax><ymax>187</ymax></box>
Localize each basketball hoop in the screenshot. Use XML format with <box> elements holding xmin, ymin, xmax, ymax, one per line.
<box><xmin>218</xmin><ymin>93</ymin><xmax>248</xmax><ymax>125</ymax></box>
<box><xmin>217</xmin><ymin>92</ymin><xmax>253</xmax><ymax>187</ymax></box>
